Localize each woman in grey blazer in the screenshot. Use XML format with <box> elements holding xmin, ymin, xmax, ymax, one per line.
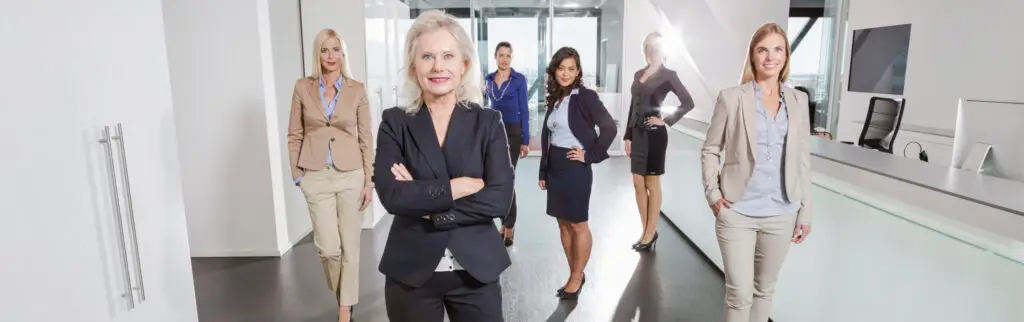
<box><xmin>700</xmin><ymin>23</ymin><xmax>813</xmax><ymax>322</ymax></box>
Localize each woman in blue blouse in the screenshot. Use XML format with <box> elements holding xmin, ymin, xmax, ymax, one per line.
<box><xmin>485</xmin><ymin>41</ymin><xmax>529</xmax><ymax>247</ymax></box>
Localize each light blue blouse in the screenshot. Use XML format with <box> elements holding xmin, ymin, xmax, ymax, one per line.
<box><xmin>546</xmin><ymin>89</ymin><xmax>583</xmax><ymax>149</ymax></box>
<box><xmin>730</xmin><ymin>82</ymin><xmax>800</xmax><ymax>217</ymax></box>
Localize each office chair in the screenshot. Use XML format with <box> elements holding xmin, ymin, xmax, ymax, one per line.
<box><xmin>842</xmin><ymin>97</ymin><xmax>906</xmax><ymax>153</ymax></box>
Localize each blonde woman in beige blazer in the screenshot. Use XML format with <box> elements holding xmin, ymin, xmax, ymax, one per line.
<box><xmin>700</xmin><ymin>23</ymin><xmax>813</xmax><ymax>322</ymax></box>
<box><xmin>287</xmin><ymin>28</ymin><xmax>373</xmax><ymax>322</ymax></box>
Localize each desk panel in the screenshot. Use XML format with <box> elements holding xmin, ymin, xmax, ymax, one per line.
<box><xmin>661</xmin><ymin>129</ymin><xmax>1024</xmax><ymax>322</ymax></box>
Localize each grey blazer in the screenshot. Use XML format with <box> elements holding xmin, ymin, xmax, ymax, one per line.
<box><xmin>700</xmin><ymin>82</ymin><xmax>813</xmax><ymax>224</ymax></box>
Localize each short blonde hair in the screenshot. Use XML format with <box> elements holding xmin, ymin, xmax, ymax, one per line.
<box><xmin>401</xmin><ymin>10</ymin><xmax>483</xmax><ymax>114</ymax></box>
<box><xmin>740</xmin><ymin>23</ymin><xmax>791</xmax><ymax>84</ymax></box>
<box><xmin>643</xmin><ymin>31</ymin><xmax>665</xmax><ymax>62</ymax></box>
<box><xmin>311</xmin><ymin>28</ymin><xmax>354</xmax><ymax>81</ymax></box>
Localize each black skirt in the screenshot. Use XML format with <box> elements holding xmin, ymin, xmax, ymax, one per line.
<box><xmin>545</xmin><ymin>146</ymin><xmax>593</xmax><ymax>223</ymax></box>
<box><xmin>629</xmin><ymin>126</ymin><xmax>668</xmax><ymax>175</ymax></box>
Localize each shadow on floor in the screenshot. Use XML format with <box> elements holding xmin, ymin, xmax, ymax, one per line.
<box><xmin>191</xmin><ymin>158</ymin><xmax>727</xmax><ymax>322</ymax></box>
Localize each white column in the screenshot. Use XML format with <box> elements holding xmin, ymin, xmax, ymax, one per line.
<box><xmin>164</xmin><ymin>0</ymin><xmax>313</xmax><ymax>256</ymax></box>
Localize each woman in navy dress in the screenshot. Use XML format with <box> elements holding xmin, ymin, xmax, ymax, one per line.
<box><xmin>485</xmin><ymin>41</ymin><xmax>529</xmax><ymax>247</ymax></box>
<box><xmin>538</xmin><ymin>47</ymin><xmax>616</xmax><ymax>300</ymax></box>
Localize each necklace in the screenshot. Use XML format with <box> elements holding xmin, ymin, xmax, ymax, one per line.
<box><xmin>488</xmin><ymin>72</ymin><xmax>511</xmax><ymax>102</ymax></box>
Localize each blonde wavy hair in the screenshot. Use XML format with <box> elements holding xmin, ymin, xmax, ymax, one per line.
<box><xmin>401</xmin><ymin>10</ymin><xmax>483</xmax><ymax>114</ymax></box>
<box><xmin>310</xmin><ymin>28</ymin><xmax>354</xmax><ymax>81</ymax></box>
<box><xmin>740</xmin><ymin>23</ymin><xmax>791</xmax><ymax>84</ymax></box>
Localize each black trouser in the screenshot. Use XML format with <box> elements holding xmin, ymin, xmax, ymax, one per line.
<box><xmin>502</xmin><ymin>124</ymin><xmax>522</xmax><ymax>229</ymax></box>
<box><xmin>384</xmin><ymin>271</ymin><xmax>503</xmax><ymax>322</ymax></box>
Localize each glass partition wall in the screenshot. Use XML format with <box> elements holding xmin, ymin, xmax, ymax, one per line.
<box><xmin>787</xmin><ymin>0</ymin><xmax>850</xmax><ymax>135</ymax></box>
<box><xmin>393</xmin><ymin>0</ymin><xmax>626</xmax><ymax>153</ymax></box>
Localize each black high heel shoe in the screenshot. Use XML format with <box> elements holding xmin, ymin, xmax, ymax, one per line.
<box><xmin>556</xmin><ymin>273</ymin><xmax>585</xmax><ymax>294</ymax></box>
<box><xmin>557</xmin><ymin>274</ymin><xmax>586</xmax><ymax>300</ymax></box>
<box><xmin>503</xmin><ymin>229</ymin><xmax>514</xmax><ymax>247</ymax></box>
<box><xmin>634</xmin><ymin>232</ymin><xmax>659</xmax><ymax>252</ymax></box>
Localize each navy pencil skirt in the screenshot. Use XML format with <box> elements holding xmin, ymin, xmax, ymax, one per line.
<box><xmin>545</xmin><ymin>146</ymin><xmax>593</xmax><ymax>223</ymax></box>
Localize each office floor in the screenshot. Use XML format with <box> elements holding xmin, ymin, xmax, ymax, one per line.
<box><xmin>190</xmin><ymin>158</ymin><xmax>728</xmax><ymax>322</ymax></box>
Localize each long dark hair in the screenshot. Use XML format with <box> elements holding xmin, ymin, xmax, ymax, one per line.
<box><xmin>545</xmin><ymin>47</ymin><xmax>584</xmax><ymax>110</ymax></box>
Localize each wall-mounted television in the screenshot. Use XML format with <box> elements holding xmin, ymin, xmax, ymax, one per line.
<box><xmin>847</xmin><ymin>24</ymin><xmax>912</xmax><ymax>95</ymax></box>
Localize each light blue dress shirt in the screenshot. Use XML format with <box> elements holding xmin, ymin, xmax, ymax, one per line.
<box><xmin>320</xmin><ymin>77</ymin><xmax>342</xmax><ymax>166</ymax></box>
<box><xmin>730</xmin><ymin>82</ymin><xmax>800</xmax><ymax>217</ymax></box>
<box><xmin>295</xmin><ymin>77</ymin><xmax>343</xmax><ymax>184</ymax></box>
<box><xmin>546</xmin><ymin>88</ymin><xmax>583</xmax><ymax>149</ymax></box>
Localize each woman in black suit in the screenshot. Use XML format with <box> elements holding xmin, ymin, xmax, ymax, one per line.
<box><xmin>539</xmin><ymin>46</ymin><xmax>617</xmax><ymax>300</ymax></box>
<box><xmin>374</xmin><ymin>10</ymin><xmax>513</xmax><ymax>322</ymax></box>
<box><xmin>624</xmin><ymin>32</ymin><xmax>695</xmax><ymax>252</ymax></box>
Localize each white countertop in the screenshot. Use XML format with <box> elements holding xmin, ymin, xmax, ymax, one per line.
<box><xmin>810</xmin><ymin>138</ymin><xmax>1024</xmax><ymax>216</ymax></box>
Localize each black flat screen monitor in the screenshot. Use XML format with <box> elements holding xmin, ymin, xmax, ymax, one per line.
<box><xmin>847</xmin><ymin>24</ymin><xmax>912</xmax><ymax>95</ymax></box>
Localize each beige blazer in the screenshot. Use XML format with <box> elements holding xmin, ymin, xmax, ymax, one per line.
<box><xmin>700</xmin><ymin>82</ymin><xmax>813</xmax><ymax>224</ymax></box>
<box><xmin>287</xmin><ymin>76</ymin><xmax>374</xmax><ymax>186</ymax></box>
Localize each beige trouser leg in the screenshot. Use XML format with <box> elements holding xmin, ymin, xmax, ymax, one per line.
<box><xmin>715</xmin><ymin>207</ymin><xmax>797</xmax><ymax>322</ymax></box>
<box><xmin>299</xmin><ymin>167</ymin><xmax>364</xmax><ymax>306</ymax></box>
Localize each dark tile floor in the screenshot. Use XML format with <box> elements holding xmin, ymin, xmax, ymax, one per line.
<box><xmin>191</xmin><ymin>158</ymin><xmax>727</xmax><ymax>322</ymax></box>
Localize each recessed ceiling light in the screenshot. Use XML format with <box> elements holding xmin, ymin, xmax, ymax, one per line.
<box><xmin>563</xmin><ymin>2</ymin><xmax>581</xmax><ymax>8</ymax></box>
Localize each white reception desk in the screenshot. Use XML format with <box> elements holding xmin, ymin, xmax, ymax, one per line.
<box><xmin>660</xmin><ymin>119</ymin><xmax>1024</xmax><ymax>322</ymax></box>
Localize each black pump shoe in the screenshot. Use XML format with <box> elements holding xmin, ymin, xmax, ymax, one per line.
<box><xmin>557</xmin><ymin>274</ymin><xmax>586</xmax><ymax>300</ymax></box>
<box><xmin>634</xmin><ymin>232</ymin><xmax>659</xmax><ymax>252</ymax></box>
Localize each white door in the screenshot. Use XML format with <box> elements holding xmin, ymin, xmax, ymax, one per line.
<box><xmin>0</xmin><ymin>3</ymin><xmax>125</xmax><ymax>320</ymax></box>
<box><xmin>0</xmin><ymin>1</ymin><xmax>198</xmax><ymax>321</ymax></box>
<box><xmin>95</xmin><ymin>1</ymin><xmax>198</xmax><ymax>321</ymax></box>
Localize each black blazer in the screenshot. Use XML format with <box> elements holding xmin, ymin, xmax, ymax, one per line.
<box><xmin>539</xmin><ymin>87</ymin><xmax>617</xmax><ymax>180</ymax></box>
<box><xmin>373</xmin><ymin>102</ymin><xmax>514</xmax><ymax>288</ymax></box>
<box><xmin>624</xmin><ymin>67</ymin><xmax>695</xmax><ymax>140</ymax></box>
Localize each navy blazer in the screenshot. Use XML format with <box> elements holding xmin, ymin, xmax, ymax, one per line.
<box><xmin>539</xmin><ymin>87</ymin><xmax>617</xmax><ymax>180</ymax></box>
<box><xmin>373</xmin><ymin>102</ymin><xmax>514</xmax><ymax>287</ymax></box>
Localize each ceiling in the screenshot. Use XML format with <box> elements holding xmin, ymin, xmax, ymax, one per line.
<box><xmin>403</xmin><ymin>0</ymin><xmax>823</xmax><ymax>10</ymax></box>
<box><xmin>403</xmin><ymin>0</ymin><xmax>608</xmax><ymax>9</ymax></box>
<box><xmin>791</xmin><ymin>0</ymin><xmax>825</xmax><ymax>8</ymax></box>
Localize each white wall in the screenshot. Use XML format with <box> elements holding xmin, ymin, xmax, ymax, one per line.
<box><xmin>836</xmin><ymin>0</ymin><xmax>1024</xmax><ymax>142</ymax></box>
<box><xmin>164</xmin><ymin>0</ymin><xmax>313</xmax><ymax>256</ymax></box>
<box><xmin>300</xmin><ymin>0</ymin><xmax>369</xmax><ymax>81</ymax></box>
<box><xmin>625</xmin><ymin>0</ymin><xmax>790</xmax><ymax>123</ymax></box>
<box><xmin>265</xmin><ymin>0</ymin><xmax>313</xmax><ymax>251</ymax></box>
<box><xmin>163</xmin><ymin>0</ymin><xmax>281</xmax><ymax>256</ymax></box>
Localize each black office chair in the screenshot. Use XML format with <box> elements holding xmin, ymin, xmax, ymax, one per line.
<box><xmin>842</xmin><ymin>97</ymin><xmax>906</xmax><ymax>153</ymax></box>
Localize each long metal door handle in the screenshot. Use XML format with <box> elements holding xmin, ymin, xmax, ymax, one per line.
<box><xmin>112</xmin><ymin>123</ymin><xmax>146</xmax><ymax>303</ymax></box>
<box><xmin>99</xmin><ymin>126</ymin><xmax>135</xmax><ymax>309</ymax></box>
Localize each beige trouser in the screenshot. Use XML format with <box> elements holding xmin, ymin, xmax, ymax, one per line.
<box><xmin>715</xmin><ymin>207</ymin><xmax>797</xmax><ymax>322</ymax></box>
<box><xmin>299</xmin><ymin>167</ymin><xmax>364</xmax><ymax>306</ymax></box>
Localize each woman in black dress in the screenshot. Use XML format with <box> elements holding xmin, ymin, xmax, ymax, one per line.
<box><xmin>539</xmin><ymin>47</ymin><xmax>616</xmax><ymax>300</ymax></box>
<box><xmin>624</xmin><ymin>32</ymin><xmax>694</xmax><ymax>252</ymax></box>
